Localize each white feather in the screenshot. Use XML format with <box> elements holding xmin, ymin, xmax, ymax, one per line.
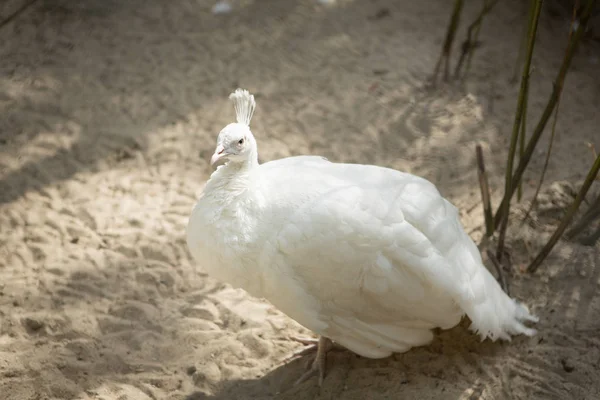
<box><xmin>229</xmin><ymin>88</ymin><xmax>255</xmax><ymax>127</ymax></box>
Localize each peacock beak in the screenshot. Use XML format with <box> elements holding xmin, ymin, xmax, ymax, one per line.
<box><xmin>210</xmin><ymin>144</ymin><xmax>227</xmax><ymax>167</ymax></box>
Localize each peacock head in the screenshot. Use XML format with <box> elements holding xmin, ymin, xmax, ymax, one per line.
<box><xmin>210</xmin><ymin>89</ymin><xmax>258</xmax><ymax>168</ymax></box>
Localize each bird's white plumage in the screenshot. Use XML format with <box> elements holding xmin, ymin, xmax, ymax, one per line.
<box><xmin>187</xmin><ymin>89</ymin><xmax>537</xmax><ymax>360</ymax></box>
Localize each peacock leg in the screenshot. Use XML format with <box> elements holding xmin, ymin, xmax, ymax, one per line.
<box><xmin>280</xmin><ymin>335</ymin><xmax>345</xmax><ymax>386</ymax></box>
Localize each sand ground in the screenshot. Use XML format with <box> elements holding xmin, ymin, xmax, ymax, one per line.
<box><xmin>1</xmin><ymin>0</ymin><xmax>600</xmax><ymax>399</ymax></box>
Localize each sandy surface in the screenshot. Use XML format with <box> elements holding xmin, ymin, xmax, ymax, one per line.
<box><xmin>1</xmin><ymin>0</ymin><xmax>600</xmax><ymax>399</ymax></box>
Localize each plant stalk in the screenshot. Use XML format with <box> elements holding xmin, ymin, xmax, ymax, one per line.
<box><xmin>512</xmin><ymin>0</ymin><xmax>535</xmax><ymax>83</ymax></box>
<box><xmin>517</xmin><ymin>77</ymin><xmax>529</xmax><ymax>202</ymax></box>
<box><xmin>476</xmin><ymin>144</ymin><xmax>494</xmax><ymax>236</ymax></box>
<box><xmin>496</xmin><ymin>0</ymin><xmax>543</xmax><ymax>260</ymax></box>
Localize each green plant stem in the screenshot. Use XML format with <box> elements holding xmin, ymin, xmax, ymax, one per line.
<box><xmin>496</xmin><ymin>0</ymin><xmax>542</xmax><ymax>260</ymax></box>
<box><xmin>516</xmin><ymin>0</ymin><xmax>536</xmax><ymax>201</ymax></box>
<box><xmin>528</xmin><ymin>153</ymin><xmax>600</xmax><ymax>273</ymax></box>
<box><xmin>476</xmin><ymin>144</ymin><xmax>494</xmax><ymax>236</ymax></box>
<box><xmin>512</xmin><ymin>0</ymin><xmax>534</xmax><ymax>83</ymax></box>
<box><xmin>493</xmin><ymin>0</ymin><xmax>597</xmax><ymax>230</ymax></box>
<box><xmin>517</xmin><ymin>79</ymin><xmax>529</xmax><ymax>202</ymax></box>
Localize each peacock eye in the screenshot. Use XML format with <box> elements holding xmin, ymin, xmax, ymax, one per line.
<box><xmin>238</xmin><ymin>138</ymin><xmax>245</xmax><ymax>145</ymax></box>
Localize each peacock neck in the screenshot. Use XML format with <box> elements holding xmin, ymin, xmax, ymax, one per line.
<box><xmin>203</xmin><ymin>158</ymin><xmax>258</xmax><ymax>202</ymax></box>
